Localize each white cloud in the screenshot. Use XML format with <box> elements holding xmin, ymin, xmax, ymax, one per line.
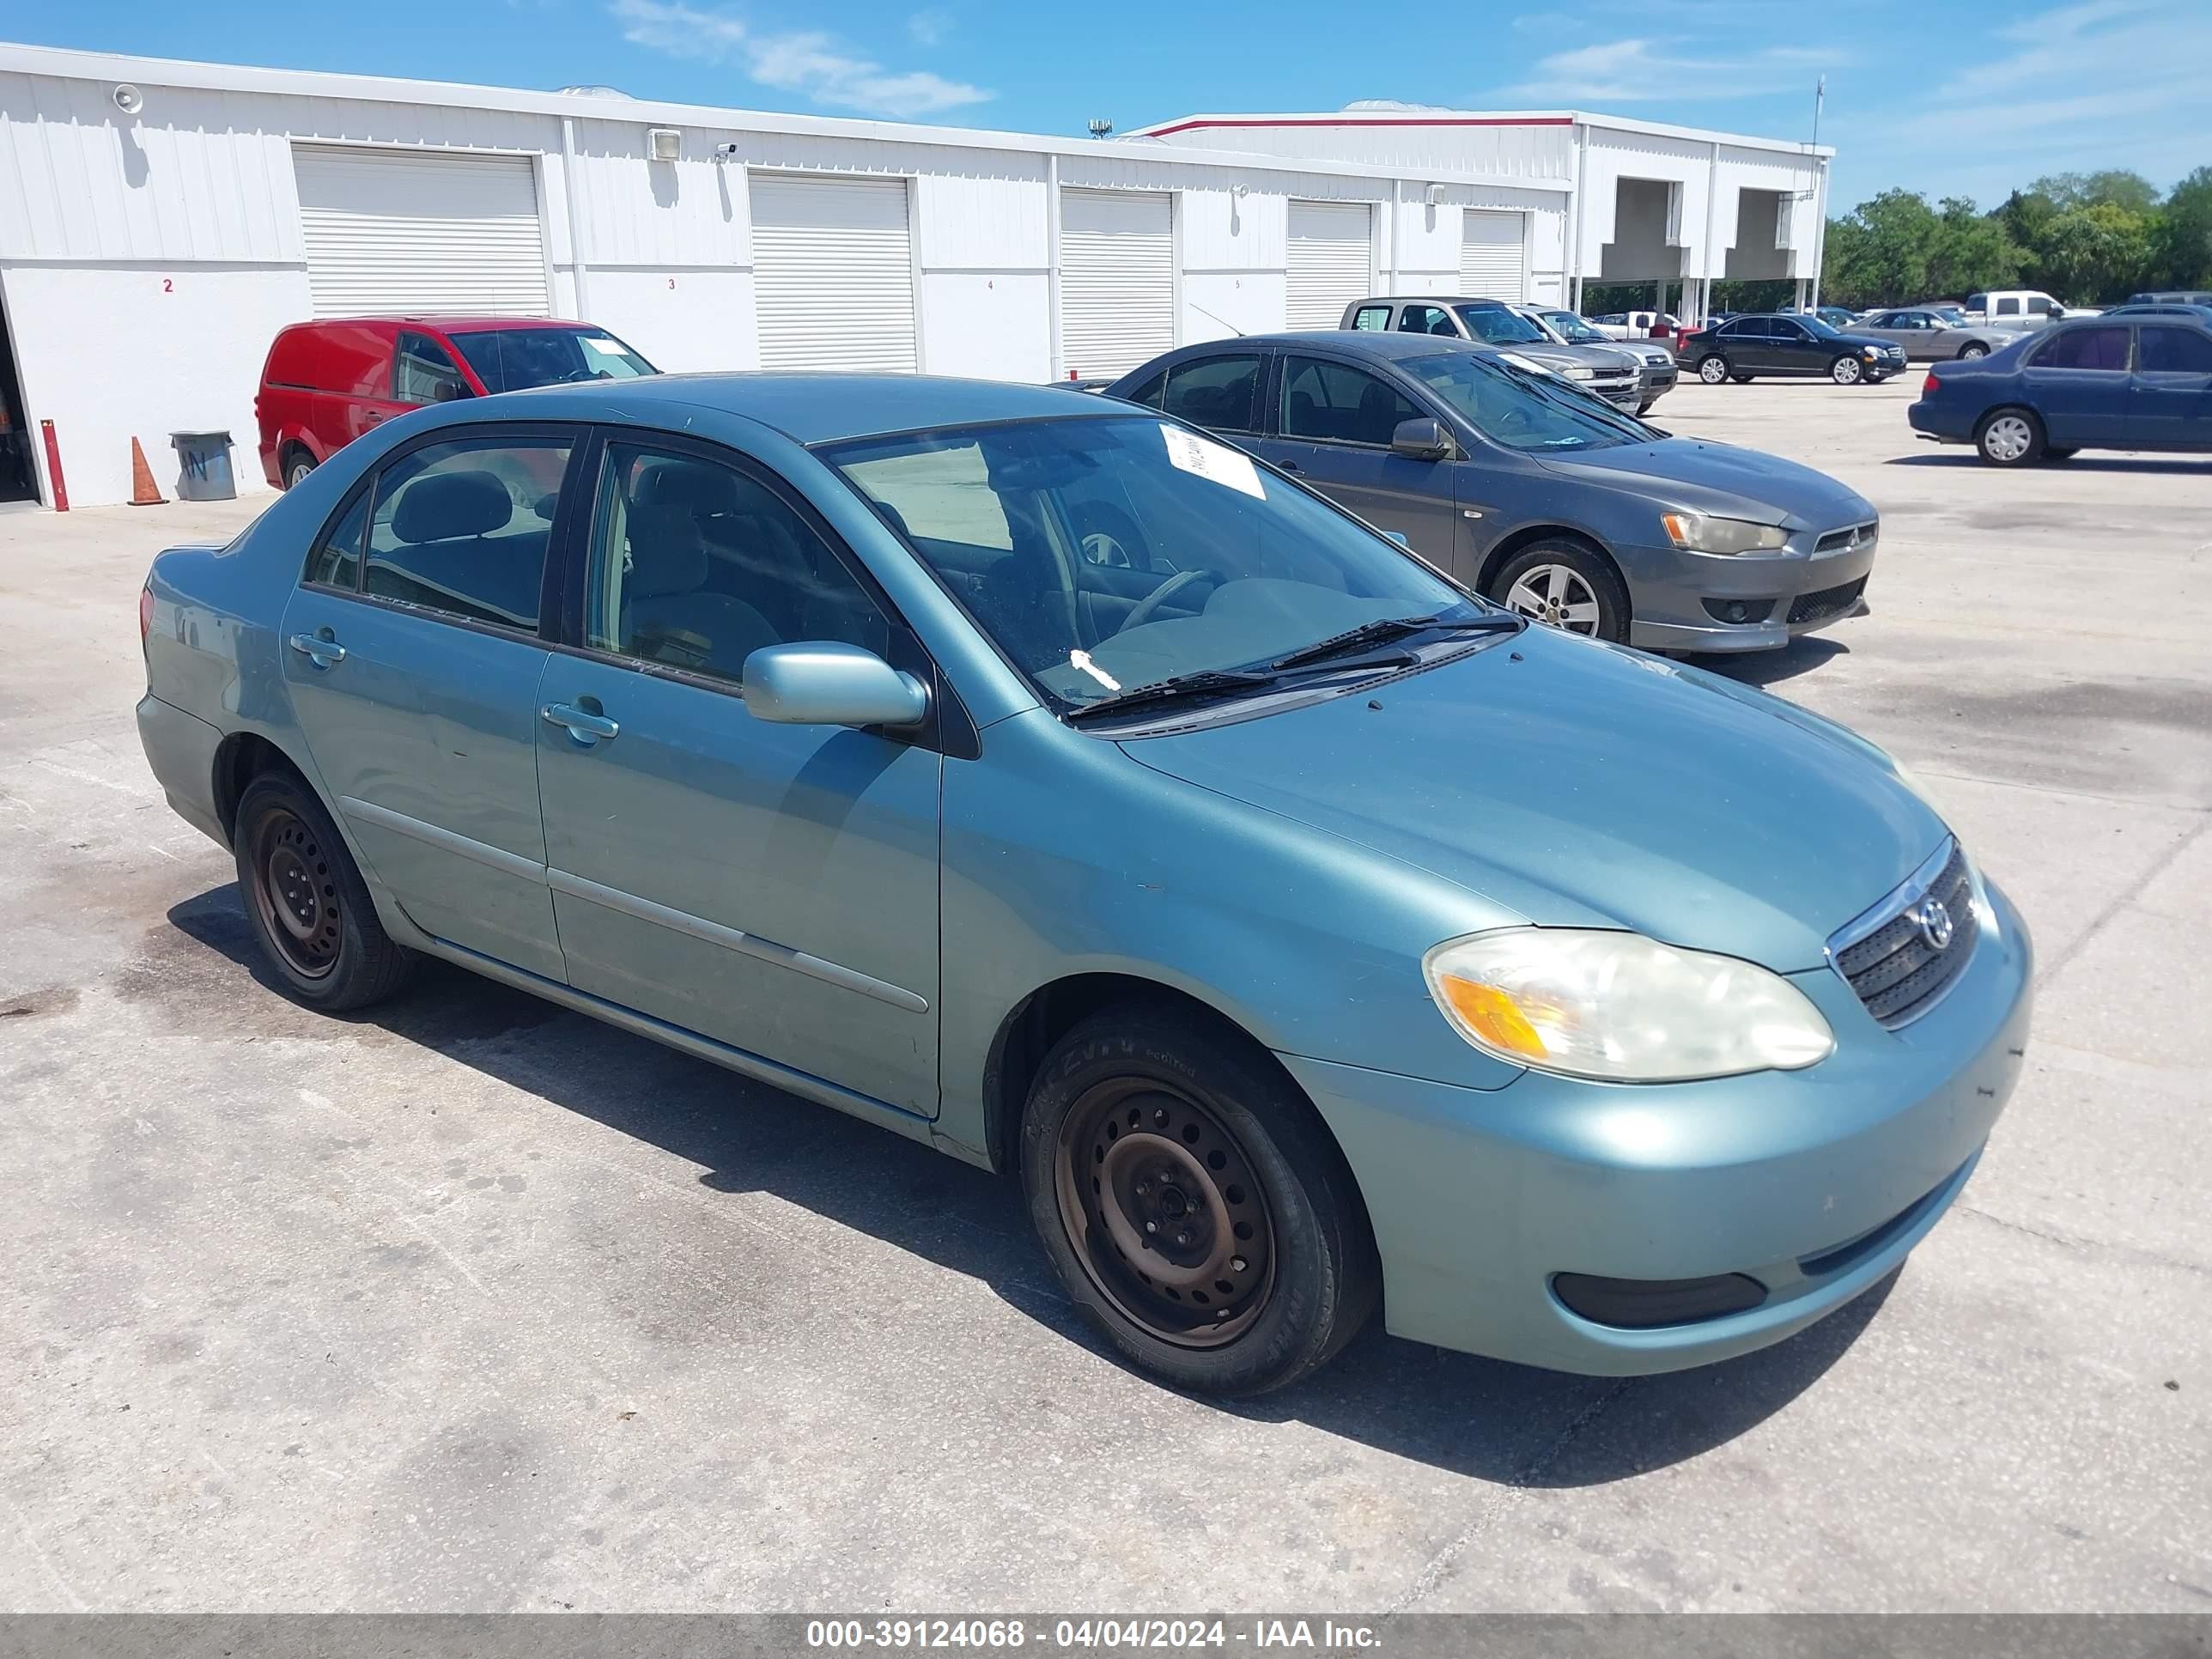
<box><xmin>907</xmin><ymin>8</ymin><xmax>951</xmax><ymax>46</ymax></box>
<box><xmin>1484</xmin><ymin>38</ymin><xmax>1837</xmax><ymax>104</ymax></box>
<box><xmin>610</xmin><ymin>0</ymin><xmax>992</xmax><ymax>118</ymax></box>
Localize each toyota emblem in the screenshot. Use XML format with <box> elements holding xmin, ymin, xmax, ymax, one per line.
<box><xmin>1911</xmin><ymin>897</ymin><xmax>1955</xmax><ymax>951</ymax></box>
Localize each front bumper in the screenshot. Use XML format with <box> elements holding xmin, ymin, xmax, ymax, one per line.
<box><xmin>1621</xmin><ymin>532</ymin><xmax>1878</xmax><ymax>653</ymax></box>
<box><xmin>1282</xmin><ymin>878</ymin><xmax>2033</xmax><ymax>1376</ymax></box>
<box><xmin>1637</xmin><ymin>362</ymin><xmax>1679</xmax><ymax>404</ymax></box>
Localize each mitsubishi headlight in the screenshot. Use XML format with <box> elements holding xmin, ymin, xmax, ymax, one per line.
<box><xmin>1424</xmin><ymin>930</ymin><xmax>1834</xmax><ymax>1082</ymax></box>
<box><xmin>1659</xmin><ymin>511</ymin><xmax>1790</xmax><ymax>555</ymax></box>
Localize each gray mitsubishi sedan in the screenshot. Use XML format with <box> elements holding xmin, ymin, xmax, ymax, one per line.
<box><xmin>137</xmin><ymin>374</ymin><xmax>2029</xmax><ymax>1397</ymax></box>
<box><xmin>1109</xmin><ymin>333</ymin><xmax>1878</xmax><ymax>653</ymax></box>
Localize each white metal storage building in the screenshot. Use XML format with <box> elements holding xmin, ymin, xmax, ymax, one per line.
<box><xmin>0</xmin><ymin>43</ymin><xmax>1827</xmax><ymax>507</ymax></box>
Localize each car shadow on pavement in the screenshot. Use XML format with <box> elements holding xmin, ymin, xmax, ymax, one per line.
<box><xmin>1686</xmin><ymin>635</ymin><xmax>1850</xmax><ymax>687</ymax></box>
<box><xmin>162</xmin><ymin>883</ymin><xmax>1883</xmax><ymax>1488</ymax></box>
<box><xmin>1885</xmin><ymin>453</ymin><xmax>2208</xmax><ymax>474</ymax></box>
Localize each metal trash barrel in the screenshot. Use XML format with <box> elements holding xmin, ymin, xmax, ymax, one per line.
<box><xmin>169</xmin><ymin>430</ymin><xmax>237</xmax><ymax>501</ymax></box>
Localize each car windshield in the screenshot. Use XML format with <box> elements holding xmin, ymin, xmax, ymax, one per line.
<box><xmin>821</xmin><ymin>415</ymin><xmax>1483</xmax><ymax>713</ymax></box>
<box><xmin>1401</xmin><ymin>351</ymin><xmax>1655</xmax><ymax>453</ymax></box>
<box><xmin>1795</xmin><ymin>315</ymin><xmax>1847</xmax><ymax>340</ymax></box>
<box><xmin>1540</xmin><ymin>310</ymin><xmax>1609</xmax><ymax>343</ymax></box>
<box><xmin>1455</xmin><ymin>306</ymin><xmax>1548</xmax><ymax>345</ymax></box>
<box><xmin>446</xmin><ymin>328</ymin><xmax>658</xmax><ymax>392</ymax></box>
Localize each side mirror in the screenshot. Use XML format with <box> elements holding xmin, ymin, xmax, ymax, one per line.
<box><xmin>2046</xmin><ymin>304</ymin><xmax>2066</xmax><ymax>319</ymax></box>
<box><xmin>741</xmin><ymin>641</ymin><xmax>929</xmax><ymax>730</ymax></box>
<box><xmin>432</xmin><ymin>380</ymin><xmax>470</xmax><ymax>403</ymax></box>
<box><xmin>1389</xmin><ymin>417</ymin><xmax>1455</xmax><ymax>461</ymax></box>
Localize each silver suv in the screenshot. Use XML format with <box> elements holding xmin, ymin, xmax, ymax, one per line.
<box><xmin>1517</xmin><ymin>305</ymin><xmax>1677</xmax><ymax>414</ymax></box>
<box><xmin>1341</xmin><ymin>297</ymin><xmax>1644</xmax><ymax>410</ymax></box>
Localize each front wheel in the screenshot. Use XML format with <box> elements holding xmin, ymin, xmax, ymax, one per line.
<box><xmin>1975</xmin><ymin>408</ymin><xmax>2045</xmax><ymax>467</ymax></box>
<box><xmin>1697</xmin><ymin>355</ymin><xmax>1729</xmax><ymax>384</ymax></box>
<box><xmin>1021</xmin><ymin>1006</ymin><xmax>1379</xmax><ymax>1397</ymax></box>
<box><xmin>1488</xmin><ymin>540</ymin><xmax>1631</xmax><ymax>642</ymax></box>
<box><xmin>234</xmin><ymin>772</ymin><xmax>416</xmax><ymax>1011</ymax></box>
<box><xmin>1637</xmin><ymin>399</ymin><xmax>1657</xmax><ymax>416</ymax></box>
<box><xmin>1958</xmin><ymin>342</ymin><xmax>1990</xmax><ymax>360</ymax></box>
<box><xmin>1832</xmin><ymin>355</ymin><xmax>1863</xmax><ymax>386</ymax></box>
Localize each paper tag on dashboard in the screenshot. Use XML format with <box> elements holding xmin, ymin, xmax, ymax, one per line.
<box><xmin>1160</xmin><ymin>424</ymin><xmax>1266</xmax><ymax>500</ymax></box>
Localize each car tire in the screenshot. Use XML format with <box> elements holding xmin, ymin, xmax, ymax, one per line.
<box><xmin>233</xmin><ymin>772</ymin><xmax>416</xmax><ymax>1012</ymax></box>
<box><xmin>1020</xmin><ymin>1004</ymin><xmax>1380</xmax><ymax>1398</ymax></box>
<box><xmin>1487</xmin><ymin>539</ymin><xmax>1631</xmax><ymax>642</ymax></box>
<box><xmin>1831</xmin><ymin>355</ymin><xmax>1863</xmax><ymax>386</ymax></box>
<box><xmin>1958</xmin><ymin>342</ymin><xmax>1990</xmax><ymax>360</ymax></box>
<box><xmin>283</xmin><ymin>449</ymin><xmax>315</xmax><ymax>490</ymax></box>
<box><xmin>1696</xmin><ymin>355</ymin><xmax>1729</xmax><ymax>384</ymax></box>
<box><xmin>1729</xmin><ymin>373</ymin><xmax>1755</xmax><ymax>384</ymax></box>
<box><xmin>1637</xmin><ymin>399</ymin><xmax>1657</xmax><ymax>415</ymax></box>
<box><xmin>1975</xmin><ymin>407</ymin><xmax>2045</xmax><ymax>467</ymax></box>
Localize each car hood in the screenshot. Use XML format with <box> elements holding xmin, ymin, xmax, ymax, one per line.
<box><xmin>1502</xmin><ymin>343</ymin><xmax>1629</xmax><ymax>376</ymax></box>
<box><xmin>1534</xmin><ymin>437</ymin><xmax>1876</xmax><ymax>529</ymax></box>
<box><xmin>1832</xmin><ymin>331</ymin><xmax>1904</xmax><ymax>353</ymax></box>
<box><xmin>1120</xmin><ymin>630</ymin><xmax>1945</xmax><ymax>971</ymax></box>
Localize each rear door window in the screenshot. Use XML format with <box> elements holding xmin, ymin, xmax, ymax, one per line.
<box><xmin>2035</xmin><ymin>327</ymin><xmax>2130</xmax><ymax>371</ymax></box>
<box><xmin>362</xmin><ymin>435</ymin><xmax>574</xmax><ymax>631</ymax></box>
<box><xmin>1159</xmin><ymin>354</ymin><xmax>1263</xmax><ymax>433</ymax></box>
<box><xmin>1350</xmin><ymin>306</ymin><xmax>1392</xmax><ymax>331</ymax></box>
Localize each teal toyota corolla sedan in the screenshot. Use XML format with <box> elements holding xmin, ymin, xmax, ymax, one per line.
<box><xmin>136</xmin><ymin>374</ymin><xmax>2033</xmax><ymax>1396</ymax></box>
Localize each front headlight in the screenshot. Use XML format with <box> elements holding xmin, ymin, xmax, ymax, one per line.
<box><xmin>1564</xmin><ymin>366</ymin><xmax>1595</xmax><ymax>380</ymax></box>
<box><xmin>1659</xmin><ymin>511</ymin><xmax>1790</xmax><ymax>555</ymax></box>
<box><xmin>1424</xmin><ymin>930</ymin><xmax>1835</xmax><ymax>1082</ymax></box>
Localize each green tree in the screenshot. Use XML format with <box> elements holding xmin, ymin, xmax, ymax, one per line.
<box><xmin>1822</xmin><ymin>189</ymin><xmax>1941</xmax><ymax>307</ymax></box>
<box><xmin>1929</xmin><ymin>197</ymin><xmax>2027</xmax><ymax>297</ymax></box>
<box><xmin>2032</xmin><ymin>203</ymin><xmax>2156</xmax><ymax>302</ymax></box>
<box><xmin>2154</xmin><ymin>167</ymin><xmax>2212</xmax><ymax>288</ymax></box>
<box><xmin>2029</xmin><ymin>170</ymin><xmax>2162</xmax><ymax>214</ymax></box>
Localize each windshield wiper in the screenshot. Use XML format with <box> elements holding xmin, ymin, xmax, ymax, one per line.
<box><xmin>1257</xmin><ymin>611</ymin><xmax>1524</xmax><ymax>672</ymax></box>
<box><xmin>1064</xmin><ymin>665</ymin><xmax>1281</xmax><ymax>724</ymax></box>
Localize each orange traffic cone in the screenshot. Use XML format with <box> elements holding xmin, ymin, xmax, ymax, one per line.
<box><xmin>129</xmin><ymin>438</ymin><xmax>166</xmax><ymax>507</ymax></box>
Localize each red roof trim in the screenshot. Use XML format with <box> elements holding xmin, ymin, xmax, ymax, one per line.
<box><xmin>1141</xmin><ymin>115</ymin><xmax>1576</xmax><ymax>137</ymax></box>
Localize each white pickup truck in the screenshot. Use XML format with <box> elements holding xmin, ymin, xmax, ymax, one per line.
<box><xmin>1586</xmin><ymin>310</ymin><xmax>1680</xmax><ymax>340</ymax></box>
<box><xmin>1959</xmin><ymin>289</ymin><xmax>2096</xmax><ymax>329</ymax></box>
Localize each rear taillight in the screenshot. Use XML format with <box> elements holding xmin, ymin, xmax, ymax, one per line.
<box><xmin>139</xmin><ymin>584</ymin><xmax>154</xmax><ymax>652</ymax></box>
<box><xmin>1923</xmin><ymin>371</ymin><xmax>1941</xmax><ymax>398</ymax></box>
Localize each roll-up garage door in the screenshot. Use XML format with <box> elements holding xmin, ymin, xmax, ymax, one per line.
<box><xmin>1060</xmin><ymin>188</ymin><xmax>1175</xmax><ymax>380</ymax></box>
<box><xmin>1286</xmin><ymin>202</ymin><xmax>1374</xmax><ymax>330</ymax></box>
<box><xmin>1459</xmin><ymin>210</ymin><xmax>1528</xmax><ymax>301</ymax></box>
<box><xmin>751</xmin><ymin>173</ymin><xmax>918</xmax><ymax>373</ymax></box>
<box><xmin>295</xmin><ymin>146</ymin><xmax>550</xmax><ymax>318</ymax></box>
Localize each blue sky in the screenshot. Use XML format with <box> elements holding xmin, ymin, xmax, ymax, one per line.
<box><xmin>16</xmin><ymin>0</ymin><xmax>2212</xmax><ymax>210</ymax></box>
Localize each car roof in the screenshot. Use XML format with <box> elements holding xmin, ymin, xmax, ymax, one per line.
<box><xmin>295</xmin><ymin>316</ymin><xmax>604</xmax><ymax>333</ymax></box>
<box><xmin>1354</xmin><ymin>295</ymin><xmax>1511</xmax><ymax>309</ymax></box>
<box><xmin>1207</xmin><ymin>331</ymin><xmax>1495</xmax><ymax>362</ymax></box>
<box><xmin>509</xmin><ymin>371</ymin><xmax>1131</xmax><ymax>444</ymax></box>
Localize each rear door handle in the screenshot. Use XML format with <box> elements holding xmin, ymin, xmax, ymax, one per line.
<box><xmin>543</xmin><ymin>702</ymin><xmax>620</xmax><ymax>744</ymax></box>
<box><xmin>288</xmin><ymin>632</ymin><xmax>346</xmax><ymax>669</ymax></box>
<box><xmin>1276</xmin><ymin>459</ymin><xmax>1303</xmax><ymax>474</ymax></box>
<box><xmin>362</xmin><ymin>411</ymin><xmax>387</xmax><ymax>428</ymax></box>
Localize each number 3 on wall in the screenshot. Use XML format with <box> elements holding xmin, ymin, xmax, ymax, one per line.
<box><xmin>668</xmin><ymin>277</ymin><xmax>677</xmax><ymax>289</ymax></box>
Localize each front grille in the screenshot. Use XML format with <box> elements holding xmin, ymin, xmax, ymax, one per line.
<box><xmin>1814</xmin><ymin>520</ymin><xmax>1879</xmax><ymax>556</ymax></box>
<box><xmin>1832</xmin><ymin>842</ymin><xmax>1978</xmax><ymax>1028</ymax></box>
<box><xmin>1787</xmin><ymin>575</ymin><xmax>1867</xmax><ymax>624</ymax></box>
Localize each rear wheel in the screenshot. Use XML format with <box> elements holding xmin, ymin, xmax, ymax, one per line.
<box><xmin>1831</xmin><ymin>355</ymin><xmax>1863</xmax><ymax>386</ymax></box>
<box><xmin>1958</xmin><ymin>342</ymin><xmax>1990</xmax><ymax>360</ymax></box>
<box><xmin>283</xmin><ymin>448</ymin><xmax>315</xmax><ymax>490</ymax></box>
<box><xmin>234</xmin><ymin>772</ymin><xmax>416</xmax><ymax>1011</ymax></box>
<box><xmin>1488</xmin><ymin>539</ymin><xmax>1631</xmax><ymax>642</ymax></box>
<box><xmin>1975</xmin><ymin>408</ymin><xmax>2045</xmax><ymax>467</ymax></box>
<box><xmin>1697</xmin><ymin>355</ymin><xmax>1729</xmax><ymax>385</ymax></box>
<box><xmin>1021</xmin><ymin>1006</ymin><xmax>1379</xmax><ymax>1397</ymax></box>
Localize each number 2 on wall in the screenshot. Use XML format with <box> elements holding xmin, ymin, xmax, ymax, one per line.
<box><xmin>162</xmin><ymin>277</ymin><xmax>173</xmax><ymax>293</ymax></box>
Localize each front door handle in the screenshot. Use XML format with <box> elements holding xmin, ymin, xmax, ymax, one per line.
<box><xmin>1276</xmin><ymin>459</ymin><xmax>1304</xmax><ymax>474</ymax></box>
<box><xmin>288</xmin><ymin>632</ymin><xmax>347</xmax><ymax>669</ymax></box>
<box><xmin>543</xmin><ymin>702</ymin><xmax>620</xmax><ymax>744</ymax></box>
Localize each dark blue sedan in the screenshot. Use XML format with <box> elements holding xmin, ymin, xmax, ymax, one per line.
<box><xmin>1908</xmin><ymin>313</ymin><xmax>2212</xmax><ymax>465</ymax></box>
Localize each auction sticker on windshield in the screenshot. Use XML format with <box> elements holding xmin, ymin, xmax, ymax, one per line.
<box><xmin>1161</xmin><ymin>424</ymin><xmax>1265</xmax><ymax>500</ymax></box>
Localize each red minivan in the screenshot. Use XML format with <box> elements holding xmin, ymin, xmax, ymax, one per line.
<box><xmin>255</xmin><ymin>316</ymin><xmax>658</xmax><ymax>489</ymax></box>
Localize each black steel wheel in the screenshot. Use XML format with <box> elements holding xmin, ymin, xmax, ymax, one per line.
<box><xmin>1021</xmin><ymin>1006</ymin><xmax>1378</xmax><ymax>1396</ymax></box>
<box><xmin>1053</xmin><ymin>1077</ymin><xmax>1276</xmax><ymax>1348</ymax></box>
<box><xmin>246</xmin><ymin>804</ymin><xmax>343</xmax><ymax>980</ymax></box>
<box><xmin>233</xmin><ymin>771</ymin><xmax>416</xmax><ymax>1011</ymax></box>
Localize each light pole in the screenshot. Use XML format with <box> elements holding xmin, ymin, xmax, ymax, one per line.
<box><xmin>1807</xmin><ymin>76</ymin><xmax>1826</xmax><ymax>312</ymax></box>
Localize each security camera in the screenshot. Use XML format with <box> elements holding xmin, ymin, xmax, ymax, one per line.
<box><xmin>112</xmin><ymin>83</ymin><xmax>144</xmax><ymax>115</ymax></box>
<box><xmin>713</xmin><ymin>142</ymin><xmax>742</xmax><ymax>161</ymax></box>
